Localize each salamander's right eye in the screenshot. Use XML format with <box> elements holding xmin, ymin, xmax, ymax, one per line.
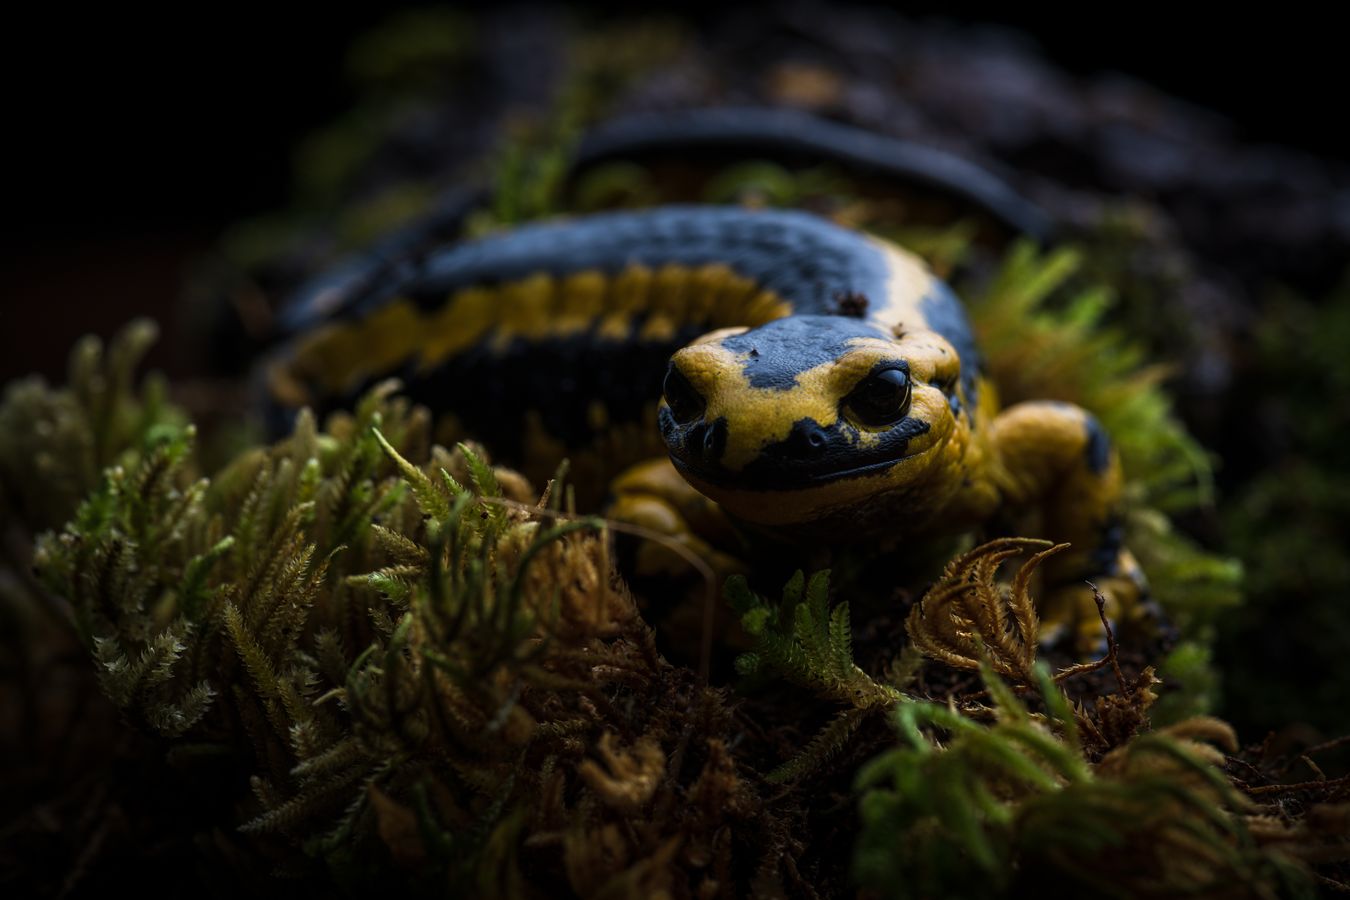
<box><xmin>844</xmin><ymin>367</ymin><xmax>911</xmax><ymax>428</ymax></box>
<box><xmin>663</xmin><ymin>364</ymin><xmax>706</xmax><ymax>424</ymax></box>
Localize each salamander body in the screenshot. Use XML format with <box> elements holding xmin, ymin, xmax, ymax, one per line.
<box><xmin>269</xmin><ymin>203</ymin><xmax>1141</xmax><ymax>643</ymax></box>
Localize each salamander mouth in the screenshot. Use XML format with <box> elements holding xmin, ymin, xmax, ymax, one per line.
<box><xmin>661</xmin><ymin>408</ymin><xmax>932</xmax><ymax>492</ymax></box>
<box><xmin>669</xmin><ymin>450</ymin><xmax>921</xmax><ymax>491</ymax></box>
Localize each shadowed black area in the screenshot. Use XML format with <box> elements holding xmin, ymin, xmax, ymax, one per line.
<box><xmin>663</xmin><ymin>363</ymin><xmax>706</xmax><ymax>424</ymax></box>
<box><xmin>574</xmin><ymin>107</ymin><xmax>1055</xmax><ymax>240</ymax></box>
<box><xmin>1084</xmin><ymin>518</ymin><xmax>1125</xmax><ymax>578</ymax></box>
<box><xmin>917</xmin><ymin>281</ymin><xmax>982</xmax><ymax>411</ymax></box>
<box><xmin>717</xmin><ymin>316</ymin><xmax>894</xmax><ymax>389</ymax></box>
<box><xmin>1083</xmin><ymin>414</ymin><xmax>1113</xmax><ymax>474</ymax></box>
<box><xmin>320</xmin><ymin>319</ymin><xmax>710</xmax><ymax>464</ymax></box>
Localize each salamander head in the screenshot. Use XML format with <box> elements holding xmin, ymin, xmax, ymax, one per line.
<box><xmin>659</xmin><ymin>315</ymin><xmax>966</xmax><ymax>528</ymax></box>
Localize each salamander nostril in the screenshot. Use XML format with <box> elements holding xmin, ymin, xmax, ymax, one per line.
<box><xmin>703</xmin><ymin>418</ymin><xmax>728</xmax><ymax>460</ymax></box>
<box><xmin>768</xmin><ymin>419</ymin><xmax>830</xmax><ymax>460</ymax></box>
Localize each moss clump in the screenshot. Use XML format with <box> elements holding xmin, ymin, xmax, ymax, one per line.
<box><xmin>853</xmin><ymin>668</ymin><xmax>1308</xmax><ymax>900</ymax></box>
<box><xmin>3</xmin><ymin>318</ymin><xmax>1346</xmax><ymax>895</ymax></box>
<box><xmin>22</xmin><ymin>374</ymin><xmax>781</xmax><ymax>894</ymax></box>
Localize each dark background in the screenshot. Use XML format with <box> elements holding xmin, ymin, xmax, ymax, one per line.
<box><xmin>2</xmin><ymin>5</ymin><xmax>1346</xmax><ymax>385</ymax></box>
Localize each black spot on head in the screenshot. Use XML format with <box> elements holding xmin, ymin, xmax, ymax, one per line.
<box><xmin>833</xmin><ymin>291</ymin><xmax>869</xmax><ymax>318</ymax></box>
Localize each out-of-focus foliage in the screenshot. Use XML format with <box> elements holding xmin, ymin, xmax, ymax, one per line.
<box><xmin>0</xmin><ymin>319</ymin><xmax>184</xmax><ymax>534</ymax></box>
<box><xmin>1220</xmin><ymin>279</ymin><xmax>1350</xmax><ymax>737</ymax></box>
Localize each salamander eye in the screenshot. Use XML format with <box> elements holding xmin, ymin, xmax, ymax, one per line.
<box><xmin>663</xmin><ymin>364</ymin><xmax>706</xmax><ymax>424</ymax></box>
<box><xmin>845</xmin><ymin>368</ymin><xmax>911</xmax><ymax>427</ymax></box>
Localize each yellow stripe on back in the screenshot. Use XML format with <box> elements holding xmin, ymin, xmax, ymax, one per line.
<box><xmin>282</xmin><ymin>264</ymin><xmax>797</xmax><ymax>400</ymax></box>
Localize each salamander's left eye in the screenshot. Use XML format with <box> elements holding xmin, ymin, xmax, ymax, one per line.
<box><xmin>844</xmin><ymin>368</ymin><xmax>911</xmax><ymax>427</ymax></box>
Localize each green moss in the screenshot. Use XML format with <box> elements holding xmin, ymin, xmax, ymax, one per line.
<box><xmin>853</xmin><ymin>665</ymin><xmax>1309</xmax><ymax>900</ymax></box>
<box><xmin>9</xmin><ymin>22</ymin><xmax>1346</xmax><ymax>889</ymax></box>
<box><xmin>0</xmin><ymin>319</ymin><xmax>185</xmax><ymax>534</ymax></box>
<box><xmin>4</xmin><ymin>280</ymin><xmax>1342</xmax><ymax>894</ymax></box>
<box><xmin>16</xmin><ymin>370</ymin><xmax>779</xmax><ymax>892</ymax></box>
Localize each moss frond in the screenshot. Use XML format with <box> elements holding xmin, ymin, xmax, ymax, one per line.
<box><xmin>854</xmin><ymin>665</ymin><xmax>1306</xmax><ymax>900</ymax></box>
<box><xmin>728</xmin><ymin>570</ymin><xmax>900</xmax><ymax>709</ymax></box>
<box><xmin>905</xmin><ymin>537</ymin><xmax>1058</xmax><ymax>687</ymax></box>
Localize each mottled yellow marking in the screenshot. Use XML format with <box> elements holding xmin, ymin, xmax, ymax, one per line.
<box><xmin>292</xmin><ymin>300</ymin><xmax>422</xmax><ymax>393</ymax></box>
<box><xmin>686</xmin><ymin>264</ymin><xmax>734</xmax><ymax>322</ymax></box>
<box><xmin>597</xmin><ymin>264</ymin><xmax>652</xmax><ymax>341</ymax></box>
<box><xmin>292</xmin><ymin>321</ymin><xmax>363</xmax><ymax>393</ymax></box>
<box><xmin>360</xmin><ymin>301</ymin><xmax>424</xmax><ymax>374</ymax></box>
<box><xmin>495</xmin><ymin>272</ymin><xmax>557</xmax><ymax>346</ymax></box>
<box><xmin>638</xmin><ymin>316</ymin><xmax>679</xmax><ymax>343</ymax></box>
<box><xmin>266</xmin><ymin>360</ymin><xmax>312</xmax><ymax>408</ymax></box>
<box><xmin>419</xmin><ymin>286</ymin><xmax>496</xmax><ymax>371</ymax></box>
<box><xmin>742</xmin><ymin>290</ymin><xmax>793</xmax><ymax>326</ymax></box>
<box><xmin>865</xmin><ymin>235</ymin><xmax>939</xmax><ymax>335</ymax></box>
<box><xmin>557</xmin><ymin>271</ymin><xmax>607</xmax><ymax>335</ymax></box>
<box><xmin>650</xmin><ymin>264</ymin><xmax>691</xmax><ymax>319</ymax></box>
<box><xmin>638</xmin><ymin>263</ymin><xmax>687</xmax><ymax>342</ymax></box>
<box><xmin>695</xmin><ymin>264</ymin><xmax>766</xmax><ymax>327</ymax></box>
<box><xmin>282</xmin><ymin>262</ymin><xmax>795</xmax><ymax>402</ymax></box>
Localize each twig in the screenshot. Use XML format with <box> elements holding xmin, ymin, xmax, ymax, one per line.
<box><xmin>1242</xmin><ymin>774</ymin><xmax>1350</xmax><ymax>796</ymax></box>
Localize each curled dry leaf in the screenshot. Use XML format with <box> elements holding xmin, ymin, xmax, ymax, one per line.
<box><xmin>906</xmin><ymin>538</ymin><xmax>1066</xmax><ymax>685</ymax></box>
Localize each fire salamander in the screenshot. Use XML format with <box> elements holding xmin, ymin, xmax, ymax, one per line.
<box><xmin>268</xmin><ymin>203</ymin><xmax>1145</xmax><ymax>647</ymax></box>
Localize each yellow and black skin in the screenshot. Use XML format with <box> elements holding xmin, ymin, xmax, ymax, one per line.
<box><xmin>269</xmin><ymin>205</ymin><xmax>1143</xmax><ymax>646</ymax></box>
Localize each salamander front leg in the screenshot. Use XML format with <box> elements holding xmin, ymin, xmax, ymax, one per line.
<box><xmin>988</xmin><ymin>401</ymin><xmax>1150</xmax><ymax>651</ymax></box>
<box><xmin>606</xmin><ymin>458</ymin><xmax>746</xmax><ymax>580</ymax></box>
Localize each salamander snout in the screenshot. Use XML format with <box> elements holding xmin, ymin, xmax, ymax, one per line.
<box><xmin>661</xmin><ymin>362</ymin><xmax>728</xmax><ymax>465</ymax></box>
